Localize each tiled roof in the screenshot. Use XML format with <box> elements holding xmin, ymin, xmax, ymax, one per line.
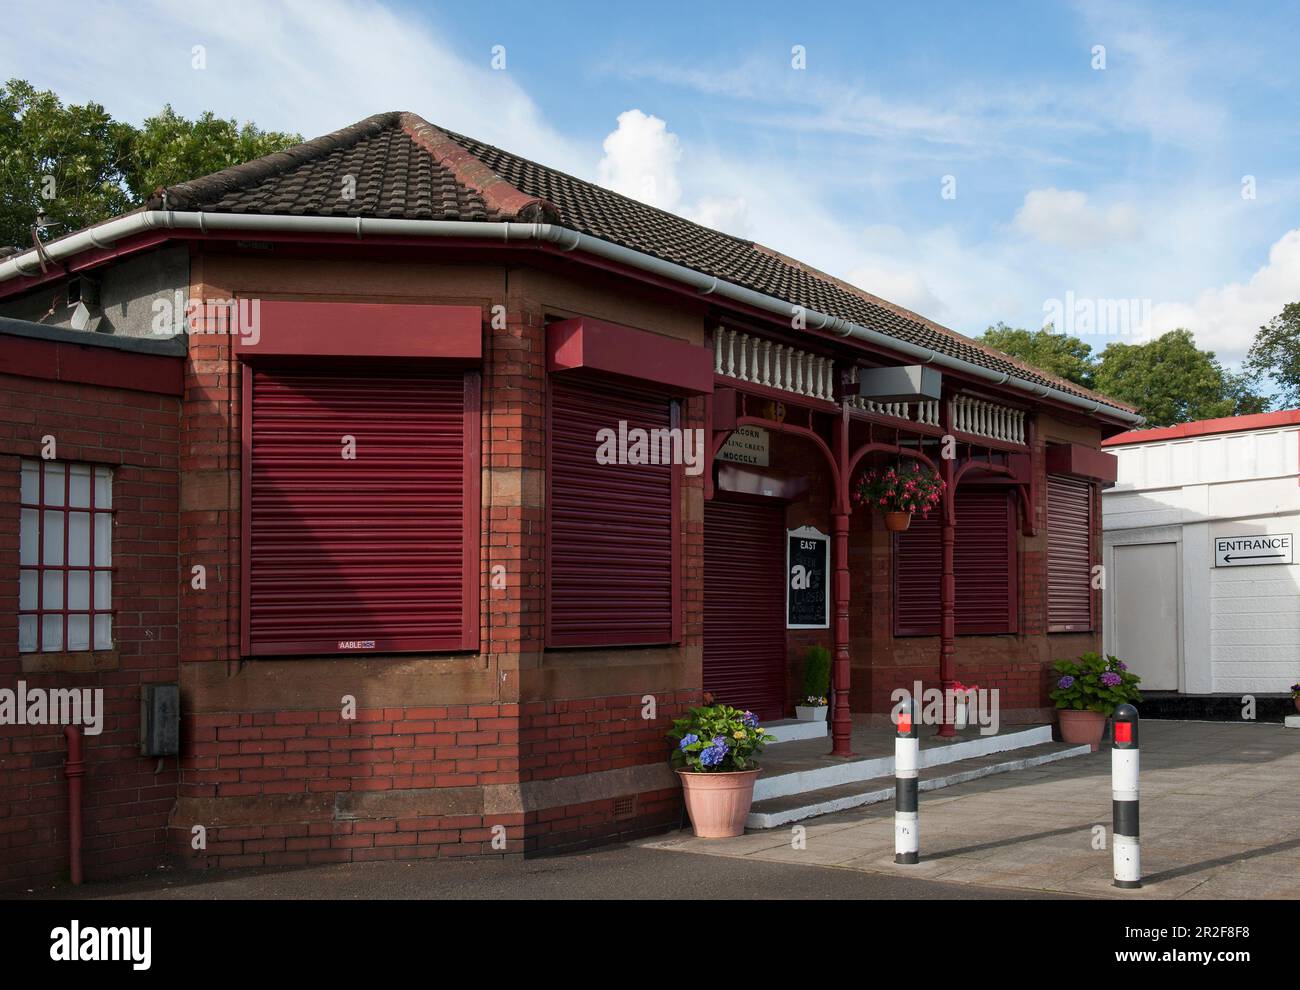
<box><xmin>148</xmin><ymin>111</ymin><xmax>1134</xmax><ymax>412</ymax></box>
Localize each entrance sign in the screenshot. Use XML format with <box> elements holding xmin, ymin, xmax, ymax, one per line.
<box><xmin>787</xmin><ymin>525</ymin><xmax>830</xmax><ymax>628</ymax></box>
<box><xmin>717</xmin><ymin>425</ymin><xmax>770</xmax><ymax>467</ymax></box>
<box><xmin>1213</xmin><ymin>533</ymin><xmax>1293</xmax><ymax>567</ymax></box>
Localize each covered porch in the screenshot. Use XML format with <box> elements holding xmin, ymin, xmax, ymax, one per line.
<box><xmin>703</xmin><ymin>323</ymin><xmax>1037</xmax><ymax>757</ymax></box>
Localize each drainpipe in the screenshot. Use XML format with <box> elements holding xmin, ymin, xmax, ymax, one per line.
<box><xmin>0</xmin><ymin>211</ymin><xmax>1144</xmax><ymax>429</ymax></box>
<box><xmin>63</xmin><ymin>726</ymin><xmax>85</xmax><ymax>885</ymax></box>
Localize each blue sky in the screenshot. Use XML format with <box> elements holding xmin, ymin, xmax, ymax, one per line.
<box><xmin>5</xmin><ymin>0</ymin><xmax>1299</xmax><ymax>362</ymax></box>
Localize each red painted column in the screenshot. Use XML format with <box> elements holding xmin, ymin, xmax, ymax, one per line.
<box><xmin>831</xmin><ymin>509</ymin><xmax>853</xmax><ymax>756</ymax></box>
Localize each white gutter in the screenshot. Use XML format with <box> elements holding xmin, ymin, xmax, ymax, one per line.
<box><xmin>0</xmin><ymin>209</ymin><xmax>1144</xmax><ymax>426</ymax></box>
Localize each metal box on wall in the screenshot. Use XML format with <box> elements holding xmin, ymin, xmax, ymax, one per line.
<box><xmin>140</xmin><ymin>684</ymin><xmax>180</xmax><ymax>757</ymax></box>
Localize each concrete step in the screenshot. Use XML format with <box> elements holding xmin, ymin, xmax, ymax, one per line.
<box><xmin>763</xmin><ymin>718</ymin><xmax>828</xmax><ymax>745</ymax></box>
<box><xmin>746</xmin><ymin>740</ymin><xmax>1091</xmax><ymax>829</ymax></box>
<box><xmin>754</xmin><ymin>724</ymin><xmax>1055</xmax><ymax>802</ymax></box>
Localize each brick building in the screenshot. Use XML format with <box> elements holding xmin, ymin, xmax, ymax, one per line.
<box><xmin>0</xmin><ymin>112</ymin><xmax>1139</xmax><ymax>885</ymax></box>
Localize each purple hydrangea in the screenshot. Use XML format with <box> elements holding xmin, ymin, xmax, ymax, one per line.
<box><xmin>1114</xmin><ymin>661</ymin><xmax>1128</xmax><ymax>671</ymax></box>
<box><xmin>1057</xmin><ymin>675</ymin><xmax>1075</xmax><ymax>689</ymax></box>
<box><xmin>678</xmin><ymin>733</ymin><xmax>699</xmax><ymax>751</ymax></box>
<box><xmin>741</xmin><ymin>711</ymin><xmax>759</xmax><ymax>729</ymax></box>
<box><xmin>1100</xmin><ymin>672</ymin><xmax>1122</xmax><ymax>687</ymax></box>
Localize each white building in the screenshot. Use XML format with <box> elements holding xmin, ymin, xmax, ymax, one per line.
<box><xmin>1101</xmin><ymin>411</ymin><xmax>1300</xmax><ymax>695</ymax></box>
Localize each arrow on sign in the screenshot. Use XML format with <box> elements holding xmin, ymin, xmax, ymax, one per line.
<box><xmin>1223</xmin><ymin>553</ymin><xmax>1286</xmax><ymax>562</ymax></box>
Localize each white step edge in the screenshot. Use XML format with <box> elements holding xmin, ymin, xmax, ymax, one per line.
<box><xmin>1285</xmin><ymin>715</ymin><xmax>1300</xmax><ymax>729</ymax></box>
<box><xmin>763</xmin><ymin>719</ymin><xmax>829</xmax><ymax>744</ymax></box>
<box><xmin>753</xmin><ymin>724</ymin><xmax>1054</xmax><ymax>801</ymax></box>
<box><xmin>746</xmin><ymin>743</ymin><xmax>1091</xmax><ymax>829</ymax></box>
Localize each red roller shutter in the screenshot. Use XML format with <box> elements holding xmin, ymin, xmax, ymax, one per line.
<box><xmin>1047</xmin><ymin>474</ymin><xmax>1094</xmax><ymax>632</ymax></box>
<box><xmin>894</xmin><ymin>488</ymin><xmax>1018</xmax><ymax>636</ymax></box>
<box><xmin>243</xmin><ymin>366</ymin><xmax>478</xmax><ymax>656</ymax></box>
<box><xmin>704</xmin><ymin>499</ymin><xmax>786</xmax><ymax>721</ymax></box>
<box><xmin>547</xmin><ymin>377</ymin><xmax>678</xmax><ymax>647</ymax></box>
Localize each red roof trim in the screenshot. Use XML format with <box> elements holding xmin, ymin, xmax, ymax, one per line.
<box><xmin>1103</xmin><ymin>409</ymin><xmax>1300</xmax><ymax>446</ymax></box>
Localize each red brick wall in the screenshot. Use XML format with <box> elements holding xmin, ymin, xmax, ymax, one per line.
<box><xmin>0</xmin><ymin>364</ymin><xmax>181</xmax><ymax>888</ymax></box>
<box><xmin>164</xmin><ymin>252</ymin><xmax>698</xmax><ymax>871</ymax></box>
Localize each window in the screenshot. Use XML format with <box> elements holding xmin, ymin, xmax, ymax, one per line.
<box><xmin>1047</xmin><ymin>475</ymin><xmax>1094</xmax><ymax>632</ymax></box>
<box><xmin>19</xmin><ymin>459</ymin><xmax>113</xmax><ymax>653</ymax></box>
<box><xmin>546</xmin><ymin>377</ymin><xmax>679</xmax><ymax>647</ymax></box>
<box><xmin>242</xmin><ymin>365</ymin><xmax>479</xmax><ymax>656</ymax></box>
<box><xmin>893</xmin><ymin>488</ymin><xmax>1018</xmax><ymax>636</ymax></box>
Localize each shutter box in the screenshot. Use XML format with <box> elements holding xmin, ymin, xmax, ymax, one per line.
<box><xmin>241</xmin><ymin>365</ymin><xmax>479</xmax><ymax>656</ymax></box>
<box><xmin>546</xmin><ymin>377</ymin><xmax>679</xmax><ymax>647</ymax></box>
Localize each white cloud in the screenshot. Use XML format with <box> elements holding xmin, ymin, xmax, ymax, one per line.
<box><xmin>1151</xmin><ymin>228</ymin><xmax>1300</xmax><ymax>358</ymax></box>
<box><xmin>1014</xmin><ymin>188</ymin><xmax>1142</xmax><ymax>250</ymax></box>
<box><xmin>595</xmin><ymin>111</ymin><xmax>754</xmax><ymax>236</ymax></box>
<box><xmin>0</xmin><ymin>0</ymin><xmax>587</xmax><ymax>175</ymax></box>
<box><xmin>597</xmin><ymin>110</ymin><xmax>683</xmax><ymax>209</ymax></box>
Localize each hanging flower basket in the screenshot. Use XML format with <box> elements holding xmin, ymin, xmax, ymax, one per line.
<box><xmin>852</xmin><ymin>459</ymin><xmax>945</xmax><ymax>532</ymax></box>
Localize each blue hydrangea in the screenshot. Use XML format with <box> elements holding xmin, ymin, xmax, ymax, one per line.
<box><xmin>679</xmin><ymin>733</ymin><xmax>699</xmax><ymax>751</ymax></box>
<box><xmin>700</xmin><ymin>744</ymin><xmax>726</xmax><ymax>767</ymax></box>
<box><xmin>741</xmin><ymin>711</ymin><xmax>759</xmax><ymax>729</ymax></box>
<box><xmin>1057</xmin><ymin>675</ymin><xmax>1076</xmax><ymax>689</ymax></box>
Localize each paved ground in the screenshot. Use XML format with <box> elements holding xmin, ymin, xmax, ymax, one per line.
<box><xmin>11</xmin><ymin>844</ymin><xmax>1071</xmax><ymax>900</ymax></box>
<box><xmin>643</xmin><ymin>720</ymin><xmax>1300</xmax><ymax>899</ymax></box>
<box><xmin>10</xmin><ymin>720</ymin><xmax>1293</xmax><ymax>901</ymax></box>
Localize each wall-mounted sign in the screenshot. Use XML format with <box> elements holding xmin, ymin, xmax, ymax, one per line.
<box><xmin>787</xmin><ymin>525</ymin><xmax>830</xmax><ymax>629</ymax></box>
<box><xmin>717</xmin><ymin>425</ymin><xmax>770</xmax><ymax>467</ymax></box>
<box><xmin>1213</xmin><ymin>533</ymin><xmax>1293</xmax><ymax>567</ymax></box>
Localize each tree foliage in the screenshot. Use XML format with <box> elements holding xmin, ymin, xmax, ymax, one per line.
<box><xmin>980</xmin><ymin>322</ymin><xmax>1269</xmax><ymax>426</ymax></box>
<box><xmin>980</xmin><ymin>322</ymin><xmax>1096</xmax><ymax>388</ymax></box>
<box><xmin>0</xmin><ymin>79</ymin><xmax>300</xmax><ymax>250</ymax></box>
<box><xmin>1093</xmin><ymin>329</ymin><xmax>1265</xmax><ymax>427</ymax></box>
<box><xmin>1245</xmin><ymin>302</ymin><xmax>1300</xmax><ymax>409</ymax></box>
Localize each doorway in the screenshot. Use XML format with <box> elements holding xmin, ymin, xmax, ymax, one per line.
<box><xmin>1112</xmin><ymin>542</ymin><xmax>1180</xmax><ymax>690</ymax></box>
<box><xmin>703</xmin><ymin>498</ymin><xmax>787</xmax><ymax>721</ymax></box>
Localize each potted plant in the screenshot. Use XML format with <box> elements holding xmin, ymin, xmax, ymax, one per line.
<box><xmin>796</xmin><ymin>645</ymin><xmax>831</xmax><ymax>721</ymax></box>
<box><xmin>1291</xmin><ymin>683</ymin><xmax>1300</xmax><ymax>714</ymax></box>
<box><xmin>668</xmin><ymin>704</ymin><xmax>775</xmax><ymax>837</ymax></box>
<box><xmin>852</xmin><ymin>459</ymin><xmax>945</xmax><ymax>532</ymax></box>
<box><xmin>1049</xmin><ymin>652</ymin><xmax>1143</xmax><ymax>751</ymax></box>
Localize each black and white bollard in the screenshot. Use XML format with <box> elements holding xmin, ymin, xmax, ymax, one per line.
<box><xmin>895</xmin><ymin>699</ymin><xmax>920</xmax><ymax>864</ymax></box>
<box><xmin>1111</xmin><ymin>704</ymin><xmax>1141</xmax><ymax>888</ymax></box>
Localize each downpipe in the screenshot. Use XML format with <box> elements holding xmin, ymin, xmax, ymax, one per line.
<box><xmin>63</xmin><ymin>726</ymin><xmax>85</xmax><ymax>886</ymax></box>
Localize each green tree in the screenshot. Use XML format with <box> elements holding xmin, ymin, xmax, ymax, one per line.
<box><xmin>125</xmin><ymin>106</ymin><xmax>301</xmax><ymax>201</ymax></box>
<box><xmin>1094</xmin><ymin>329</ymin><xmax>1267</xmax><ymax>426</ymax></box>
<box><xmin>979</xmin><ymin>322</ymin><xmax>1096</xmax><ymax>389</ymax></box>
<box><xmin>0</xmin><ymin>79</ymin><xmax>135</xmax><ymax>249</ymax></box>
<box><xmin>1245</xmin><ymin>302</ymin><xmax>1300</xmax><ymax>408</ymax></box>
<box><xmin>0</xmin><ymin>80</ymin><xmax>300</xmax><ymax>250</ymax></box>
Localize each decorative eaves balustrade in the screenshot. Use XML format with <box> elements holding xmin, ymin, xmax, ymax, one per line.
<box><xmin>712</xmin><ymin>329</ymin><xmax>1026</xmax><ymax>445</ymax></box>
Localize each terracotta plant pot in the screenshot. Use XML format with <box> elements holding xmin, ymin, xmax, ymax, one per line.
<box><xmin>677</xmin><ymin>769</ymin><xmax>760</xmax><ymax>838</ymax></box>
<box><xmin>1058</xmin><ymin>708</ymin><xmax>1107</xmax><ymax>752</ymax></box>
<box><xmin>884</xmin><ymin>511</ymin><xmax>913</xmax><ymax>532</ymax></box>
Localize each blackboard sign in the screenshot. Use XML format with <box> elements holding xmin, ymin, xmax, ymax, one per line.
<box><xmin>787</xmin><ymin>525</ymin><xmax>830</xmax><ymax>629</ymax></box>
